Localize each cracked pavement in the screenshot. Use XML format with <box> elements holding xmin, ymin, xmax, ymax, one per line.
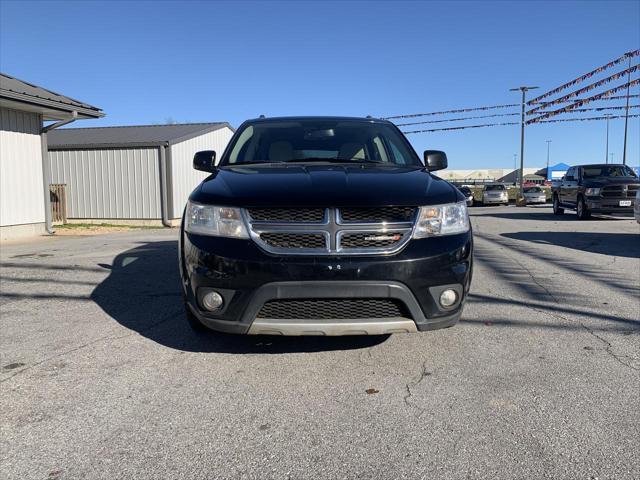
<box><xmin>1</xmin><ymin>206</ymin><xmax>639</xmax><ymax>479</ymax></box>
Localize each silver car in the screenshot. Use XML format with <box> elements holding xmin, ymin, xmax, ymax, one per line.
<box><xmin>523</xmin><ymin>186</ymin><xmax>547</xmax><ymax>204</ymax></box>
<box><xmin>635</xmin><ymin>189</ymin><xmax>640</xmax><ymax>223</ymax></box>
<box><xmin>482</xmin><ymin>184</ymin><xmax>509</xmax><ymax>205</ymax></box>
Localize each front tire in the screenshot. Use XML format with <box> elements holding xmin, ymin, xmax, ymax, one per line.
<box><xmin>576</xmin><ymin>195</ymin><xmax>591</xmax><ymax>220</ymax></box>
<box><xmin>553</xmin><ymin>195</ymin><xmax>564</xmax><ymax>215</ymax></box>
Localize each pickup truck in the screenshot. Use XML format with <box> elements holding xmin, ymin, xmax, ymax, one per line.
<box><xmin>552</xmin><ymin>164</ymin><xmax>639</xmax><ymax>219</ymax></box>
<box><xmin>179</xmin><ymin>116</ymin><xmax>473</xmax><ymax>336</ymax></box>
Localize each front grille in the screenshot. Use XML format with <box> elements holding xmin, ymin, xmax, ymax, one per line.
<box><xmin>602</xmin><ymin>186</ymin><xmax>623</xmax><ymax>197</ymax></box>
<box><xmin>602</xmin><ymin>185</ymin><xmax>639</xmax><ymax>198</ymax></box>
<box><xmin>247</xmin><ymin>208</ymin><xmax>325</xmax><ymax>223</ymax></box>
<box><xmin>246</xmin><ymin>206</ymin><xmax>416</xmax><ymax>255</ymax></box>
<box><xmin>340</xmin><ymin>232</ymin><xmax>405</xmax><ymax>249</ymax></box>
<box><xmin>339</xmin><ymin>206</ymin><xmax>417</xmax><ymax>223</ymax></box>
<box><xmin>260</xmin><ymin>232</ymin><xmax>326</xmax><ymax>249</ymax></box>
<box><xmin>258</xmin><ymin>298</ymin><xmax>409</xmax><ymax>319</ymax></box>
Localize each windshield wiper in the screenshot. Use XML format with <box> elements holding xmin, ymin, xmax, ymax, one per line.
<box><xmin>285</xmin><ymin>157</ymin><xmax>386</xmax><ymax>164</ymax></box>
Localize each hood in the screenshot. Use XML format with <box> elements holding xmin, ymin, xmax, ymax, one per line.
<box><xmin>191</xmin><ymin>164</ymin><xmax>461</xmax><ymax>207</ymax></box>
<box><xmin>583</xmin><ymin>177</ymin><xmax>640</xmax><ymax>188</ymax></box>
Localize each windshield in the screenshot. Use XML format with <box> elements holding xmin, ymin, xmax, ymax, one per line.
<box><xmin>524</xmin><ymin>187</ymin><xmax>542</xmax><ymax>193</ymax></box>
<box><xmin>582</xmin><ymin>165</ymin><xmax>637</xmax><ymax>178</ymax></box>
<box><xmin>222</xmin><ymin>119</ymin><xmax>422</xmax><ymax>166</ymax></box>
<box><xmin>485</xmin><ymin>184</ymin><xmax>506</xmax><ymax>191</ymax></box>
<box><xmin>458</xmin><ymin>187</ymin><xmax>472</xmax><ymax>195</ymax></box>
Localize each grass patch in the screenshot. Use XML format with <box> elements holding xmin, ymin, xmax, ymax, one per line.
<box><xmin>55</xmin><ymin>223</ymin><xmax>165</xmax><ymax>230</ymax></box>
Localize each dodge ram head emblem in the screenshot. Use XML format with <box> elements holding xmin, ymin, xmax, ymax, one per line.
<box><xmin>364</xmin><ymin>234</ymin><xmax>402</xmax><ymax>242</ymax></box>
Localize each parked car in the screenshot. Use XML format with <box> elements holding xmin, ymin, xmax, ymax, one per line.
<box><xmin>457</xmin><ymin>186</ymin><xmax>474</xmax><ymax>206</ymax></box>
<box><xmin>523</xmin><ymin>186</ymin><xmax>547</xmax><ymax>204</ymax></box>
<box><xmin>635</xmin><ymin>189</ymin><xmax>640</xmax><ymax>224</ymax></box>
<box><xmin>180</xmin><ymin>116</ymin><xmax>473</xmax><ymax>336</ymax></box>
<box><xmin>552</xmin><ymin>164</ymin><xmax>639</xmax><ymax>219</ymax></box>
<box><xmin>481</xmin><ymin>183</ymin><xmax>509</xmax><ymax>206</ymax></box>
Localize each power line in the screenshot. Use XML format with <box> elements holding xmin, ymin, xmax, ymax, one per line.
<box><xmin>402</xmin><ymin>121</ymin><xmax>519</xmax><ymax>134</ymax></box>
<box><xmin>393</xmin><ymin>112</ymin><xmax>520</xmax><ymax>126</ymax></box>
<box><xmin>536</xmin><ymin>113</ymin><xmax>640</xmax><ymax>123</ymax></box>
<box><xmin>530</xmin><ymin>93</ymin><xmax>639</xmax><ymax>105</ymax></box>
<box><xmin>383</xmin><ymin>103</ymin><xmax>518</xmax><ymax>120</ymax></box>
<box><xmin>533</xmin><ymin>104</ymin><xmax>639</xmax><ymax>114</ymax></box>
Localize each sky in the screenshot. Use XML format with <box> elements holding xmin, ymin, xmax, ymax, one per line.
<box><xmin>1</xmin><ymin>0</ymin><xmax>638</xmax><ymax>170</ymax></box>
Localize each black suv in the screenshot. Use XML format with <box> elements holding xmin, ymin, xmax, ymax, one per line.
<box><xmin>552</xmin><ymin>164</ymin><xmax>639</xmax><ymax>219</ymax></box>
<box><xmin>179</xmin><ymin>117</ymin><xmax>473</xmax><ymax>336</ymax></box>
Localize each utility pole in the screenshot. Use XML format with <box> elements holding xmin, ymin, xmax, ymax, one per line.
<box><xmin>604</xmin><ymin>114</ymin><xmax>613</xmax><ymax>164</ymax></box>
<box><xmin>545</xmin><ymin>140</ymin><xmax>552</xmax><ymax>176</ymax></box>
<box><xmin>510</xmin><ymin>85</ymin><xmax>539</xmax><ymax>202</ymax></box>
<box><xmin>622</xmin><ymin>52</ymin><xmax>632</xmax><ymax>165</ymax></box>
<box><xmin>610</xmin><ymin>152</ymin><xmax>615</xmax><ymax>163</ymax></box>
<box><xmin>513</xmin><ymin>153</ymin><xmax>517</xmax><ymax>183</ymax></box>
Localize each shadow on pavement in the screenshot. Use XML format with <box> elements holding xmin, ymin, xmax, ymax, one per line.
<box><xmin>502</xmin><ymin>231</ymin><xmax>640</xmax><ymax>258</ymax></box>
<box><xmin>473</xmin><ymin>208</ymin><xmax>629</xmax><ymax>222</ymax></box>
<box><xmin>91</xmin><ymin>240</ymin><xmax>389</xmax><ymax>353</ymax></box>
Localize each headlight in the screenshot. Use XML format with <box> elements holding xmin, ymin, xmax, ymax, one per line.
<box><xmin>585</xmin><ymin>187</ymin><xmax>601</xmax><ymax>196</ymax></box>
<box><xmin>185</xmin><ymin>202</ymin><xmax>249</xmax><ymax>238</ymax></box>
<box><xmin>413</xmin><ymin>201</ymin><xmax>470</xmax><ymax>238</ymax></box>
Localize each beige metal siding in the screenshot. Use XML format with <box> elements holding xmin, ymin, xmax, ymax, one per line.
<box><xmin>0</xmin><ymin>108</ymin><xmax>45</xmax><ymax>226</ymax></box>
<box><xmin>169</xmin><ymin>127</ymin><xmax>234</xmax><ymax>218</ymax></box>
<box><xmin>49</xmin><ymin>148</ymin><xmax>162</xmax><ymax>219</ymax></box>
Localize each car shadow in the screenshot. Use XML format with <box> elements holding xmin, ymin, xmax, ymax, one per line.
<box><xmin>501</xmin><ymin>231</ymin><xmax>640</xmax><ymax>258</ymax></box>
<box><xmin>91</xmin><ymin>240</ymin><xmax>389</xmax><ymax>353</ymax></box>
<box><xmin>475</xmin><ymin>208</ymin><xmax>629</xmax><ymax>221</ymax></box>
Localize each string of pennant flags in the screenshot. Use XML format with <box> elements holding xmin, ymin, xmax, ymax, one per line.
<box><xmin>527</xmin><ymin>78</ymin><xmax>640</xmax><ymax>124</ymax></box>
<box><xmin>387</xmin><ymin>50</ymin><xmax>639</xmax><ymax>135</ymax></box>
<box><xmin>400</xmin><ymin>112</ymin><xmax>639</xmax><ymax>134</ymax></box>
<box><xmin>527</xmin><ymin>49</ymin><xmax>639</xmax><ymax>105</ymax></box>
<box><xmin>527</xmin><ymin>64</ymin><xmax>639</xmax><ymax>116</ymax></box>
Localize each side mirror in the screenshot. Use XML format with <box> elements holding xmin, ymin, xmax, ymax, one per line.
<box><xmin>424</xmin><ymin>150</ymin><xmax>448</xmax><ymax>172</ymax></box>
<box><xmin>193</xmin><ymin>150</ymin><xmax>217</xmax><ymax>173</ymax></box>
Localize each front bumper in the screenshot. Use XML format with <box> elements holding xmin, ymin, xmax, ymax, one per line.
<box><xmin>586</xmin><ymin>197</ymin><xmax>635</xmax><ymax>214</ymax></box>
<box><xmin>483</xmin><ymin>196</ymin><xmax>508</xmax><ymax>204</ymax></box>
<box><xmin>180</xmin><ymin>231</ymin><xmax>473</xmax><ymax>335</ymax></box>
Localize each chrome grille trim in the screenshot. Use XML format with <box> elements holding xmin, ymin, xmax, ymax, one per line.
<box><xmin>244</xmin><ymin>207</ymin><xmax>416</xmax><ymax>256</ymax></box>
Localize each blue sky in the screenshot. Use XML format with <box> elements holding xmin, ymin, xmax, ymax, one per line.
<box><xmin>1</xmin><ymin>0</ymin><xmax>638</xmax><ymax>169</ymax></box>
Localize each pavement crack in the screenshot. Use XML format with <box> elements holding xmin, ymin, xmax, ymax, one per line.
<box><xmin>403</xmin><ymin>360</ymin><xmax>430</xmax><ymax>417</ymax></box>
<box><xmin>580</xmin><ymin>322</ymin><xmax>639</xmax><ymax>371</ymax></box>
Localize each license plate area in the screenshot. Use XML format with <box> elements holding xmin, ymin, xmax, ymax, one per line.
<box><xmin>619</xmin><ymin>200</ymin><xmax>632</xmax><ymax>207</ymax></box>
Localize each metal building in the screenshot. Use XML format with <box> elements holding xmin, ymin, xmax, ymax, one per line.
<box><xmin>0</xmin><ymin>73</ymin><xmax>103</xmax><ymax>241</ymax></box>
<box><xmin>48</xmin><ymin>123</ymin><xmax>234</xmax><ymax>226</ymax></box>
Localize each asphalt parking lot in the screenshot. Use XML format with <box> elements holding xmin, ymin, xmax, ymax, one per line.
<box><xmin>1</xmin><ymin>205</ymin><xmax>639</xmax><ymax>480</ymax></box>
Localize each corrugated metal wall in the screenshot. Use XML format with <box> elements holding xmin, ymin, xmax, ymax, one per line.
<box><xmin>49</xmin><ymin>148</ymin><xmax>162</xmax><ymax>219</ymax></box>
<box><xmin>0</xmin><ymin>108</ymin><xmax>45</xmax><ymax>227</ymax></box>
<box><xmin>169</xmin><ymin>127</ymin><xmax>234</xmax><ymax>218</ymax></box>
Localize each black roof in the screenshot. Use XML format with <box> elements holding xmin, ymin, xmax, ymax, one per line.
<box><xmin>244</xmin><ymin>116</ymin><xmax>390</xmax><ymax>124</ymax></box>
<box><xmin>48</xmin><ymin>122</ymin><xmax>233</xmax><ymax>149</ymax></box>
<box><xmin>0</xmin><ymin>73</ymin><xmax>103</xmax><ymax>119</ymax></box>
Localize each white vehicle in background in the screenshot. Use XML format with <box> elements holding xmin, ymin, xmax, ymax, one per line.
<box><xmin>635</xmin><ymin>189</ymin><xmax>640</xmax><ymax>223</ymax></box>
<box><xmin>523</xmin><ymin>186</ymin><xmax>547</xmax><ymax>204</ymax></box>
<box><xmin>481</xmin><ymin>183</ymin><xmax>509</xmax><ymax>206</ymax></box>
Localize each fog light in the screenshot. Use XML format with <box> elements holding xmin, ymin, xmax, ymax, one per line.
<box><xmin>202</xmin><ymin>291</ymin><xmax>224</xmax><ymax>311</ymax></box>
<box><xmin>439</xmin><ymin>289</ymin><xmax>458</xmax><ymax>308</ymax></box>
